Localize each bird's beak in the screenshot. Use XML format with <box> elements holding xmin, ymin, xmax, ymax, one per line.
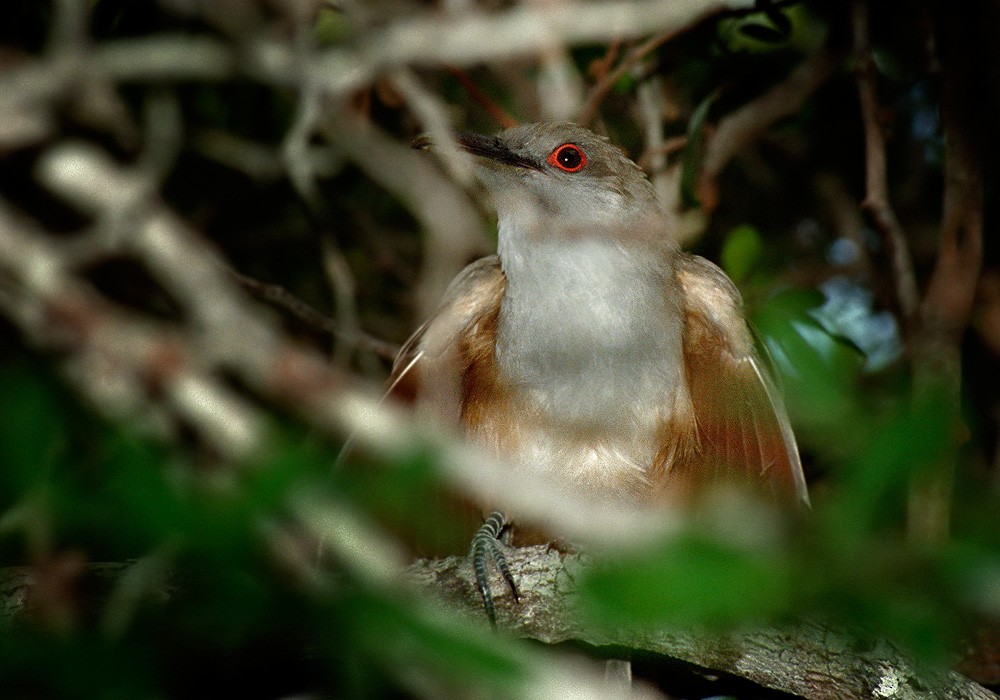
<box><xmin>411</xmin><ymin>132</ymin><xmax>540</xmax><ymax>171</ymax></box>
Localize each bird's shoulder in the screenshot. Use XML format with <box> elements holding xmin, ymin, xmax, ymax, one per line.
<box><xmin>673</xmin><ymin>252</ymin><xmax>754</xmax><ymax>355</ymax></box>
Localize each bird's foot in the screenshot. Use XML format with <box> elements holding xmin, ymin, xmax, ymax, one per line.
<box><xmin>469</xmin><ymin>511</ymin><xmax>519</xmax><ymax>627</ymax></box>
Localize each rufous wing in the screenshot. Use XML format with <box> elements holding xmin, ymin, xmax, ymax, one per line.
<box><xmin>379</xmin><ymin>256</ymin><xmax>506</xmax><ymax>556</ymax></box>
<box><xmin>388</xmin><ymin>255</ymin><xmax>506</xmax><ymax>424</ymax></box>
<box><xmin>675</xmin><ymin>253</ymin><xmax>809</xmax><ymax>506</ymax></box>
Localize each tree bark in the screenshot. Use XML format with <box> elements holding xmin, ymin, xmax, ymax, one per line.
<box><xmin>407</xmin><ymin>545</ymin><xmax>997</xmax><ymax>700</ymax></box>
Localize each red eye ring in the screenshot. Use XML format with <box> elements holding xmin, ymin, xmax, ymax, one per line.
<box><xmin>546</xmin><ymin>143</ymin><xmax>587</xmax><ymax>173</ymax></box>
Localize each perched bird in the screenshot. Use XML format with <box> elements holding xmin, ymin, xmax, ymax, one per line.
<box><xmin>396</xmin><ymin>122</ymin><xmax>808</xmax><ymax>623</ymax></box>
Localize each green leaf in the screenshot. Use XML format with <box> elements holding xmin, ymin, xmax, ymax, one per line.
<box><xmin>720</xmin><ymin>223</ymin><xmax>762</xmax><ymax>284</ymax></box>
<box><xmin>314</xmin><ymin>6</ymin><xmax>349</xmax><ymax>45</ymax></box>
<box><xmin>679</xmin><ymin>90</ymin><xmax>719</xmax><ymax>209</ymax></box>
<box><xmin>579</xmin><ymin>536</ymin><xmax>794</xmax><ymax>627</ymax></box>
<box><xmin>613</xmin><ymin>72</ymin><xmax>637</xmax><ymax>94</ymax></box>
<box><xmin>0</xmin><ymin>362</ymin><xmax>67</xmax><ymax>499</ymax></box>
<box><xmin>738</xmin><ymin>20</ymin><xmax>790</xmax><ymax>44</ymax></box>
<box><xmin>751</xmin><ymin>288</ymin><xmax>865</xmax><ymax>430</ymax></box>
<box><xmin>830</xmin><ymin>394</ymin><xmax>953</xmax><ymax>541</ymax></box>
<box><xmin>336</xmin><ymin>591</ymin><xmax>527</xmax><ymax>692</ymax></box>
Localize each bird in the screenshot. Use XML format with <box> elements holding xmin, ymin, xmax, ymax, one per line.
<box><xmin>394</xmin><ymin>122</ymin><xmax>809</xmax><ymax>624</ymax></box>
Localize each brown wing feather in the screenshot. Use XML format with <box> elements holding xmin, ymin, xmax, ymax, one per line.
<box><xmin>376</xmin><ymin>256</ymin><xmax>506</xmax><ymax>556</ymax></box>
<box><xmin>675</xmin><ymin>253</ymin><xmax>809</xmax><ymax>506</ymax></box>
<box><xmin>388</xmin><ymin>255</ymin><xmax>506</xmax><ymax>424</ymax></box>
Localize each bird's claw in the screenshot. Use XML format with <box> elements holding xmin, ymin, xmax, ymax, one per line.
<box><xmin>470</xmin><ymin>511</ymin><xmax>519</xmax><ymax>627</ymax></box>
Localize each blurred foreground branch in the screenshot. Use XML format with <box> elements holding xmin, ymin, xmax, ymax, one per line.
<box><xmin>3</xmin><ymin>549</ymin><xmax>994</xmax><ymax>700</ymax></box>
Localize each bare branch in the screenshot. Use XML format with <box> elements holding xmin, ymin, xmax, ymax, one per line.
<box><xmin>850</xmin><ymin>0</ymin><xmax>920</xmax><ymax>327</ymax></box>
<box><xmin>698</xmin><ymin>46</ymin><xmax>839</xmax><ymax>212</ymax></box>
<box><xmin>447</xmin><ymin>66</ymin><xmax>519</xmax><ymax>128</ymax></box>
<box><xmin>391</xmin><ymin>68</ymin><xmax>478</xmax><ymax>186</ymax></box>
<box><xmin>324</xmin><ymin>109</ymin><xmax>490</xmax><ymax>317</ymax></box>
<box><xmin>360</xmin><ymin>0</ymin><xmax>746</xmax><ymax>79</ymax></box>
<box><xmin>578</xmin><ymin>31</ymin><xmax>676</xmax><ymax>126</ymax></box>
<box><xmin>232</xmin><ymin>269</ymin><xmax>400</xmax><ymax>361</ymax></box>
<box><xmin>77</xmin><ymin>1</ymin><xmax>746</xmax><ymax>99</ymax></box>
<box><xmin>537</xmin><ymin>45</ymin><xmax>585</xmax><ymax>122</ymax></box>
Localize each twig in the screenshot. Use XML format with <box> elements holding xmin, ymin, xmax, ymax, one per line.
<box><xmin>324</xmin><ymin>109</ymin><xmax>490</xmax><ymax>318</ymax></box>
<box><xmin>0</xmin><ymin>200</ymin><xmax>267</xmax><ymax>461</ymax></box>
<box><xmin>361</xmin><ymin>0</ymin><xmax>734</xmax><ymax>80</ymax></box>
<box><xmin>636</xmin><ymin>74</ymin><xmax>668</xmax><ymax>174</ymax></box>
<box><xmin>231</xmin><ymin>269</ymin><xmax>399</xmax><ymax>361</ymax></box>
<box><xmin>446</xmin><ymin>67</ymin><xmax>519</xmax><ymax>128</ymax></box>
<box><xmin>587</xmin><ymin>40</ymin><xmax>621</xmax><ymax>81</ymax></box>
<box><xmin>850</xmin><ymin>0</ymin><xmax>920</xmax><ymax>328</ymax></box>
<box><xmin>537</xmin><ymin>45</ymin><xmax>585</xmax><ymax>122</ymax></box>
<box><xmin>391</xmin><ymin>68</ymin><xmax>477</xmax><ymax>186</ymax></box>
<box><xmin>637</xmin><ymin>134</ymin><xmax>687</xmax><ymax>171</ymax></box>
<box><xmin>318</xmin><ymin>237</ymin><xmax>366</xmax><ymax>367</ymax></box>
<box><xmin>1</xmin><ymin>1</ymin><xmax>741</xmax><ymax>133</ymax></box>
<box><xmin>578</xmin><ymin>31</ymin><xmax>677</xmax><ymax>126</ymax></box>
<box><xmin>5</xmin><ymin>140</ymin><xmax>674</xmax><ymax>546</ymax></box>
<box><xmin>283</xmin><ymin>80</ymin><xmax>326</xmax><ymax>210</ymax></box>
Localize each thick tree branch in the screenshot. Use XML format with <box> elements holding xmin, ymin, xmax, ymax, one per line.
<box><xmin>906</xmin><ymin>5</ymin><xmax>985</xmax><ymax>546</ymax></box>
<box><xmin>407</xmin><ymin>546</ymin><xmax>997</xmax><ymax>700</ymax></box>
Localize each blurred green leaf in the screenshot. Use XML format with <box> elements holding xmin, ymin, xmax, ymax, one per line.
<box><xmin>314</xmin><ymin>6</ymin><xmax>350</xmax><ymax>45</ymax></box>
<box><xmin>720</xmin><ymin>223</ymin><xmax>762</xmax><ymax>284</ymax></box>
<box><xmin>0</xmin><ymin>361</ymin><xmax>67</xmax><ymax>502</ymax></box>
<box><xmin>680</xmin><ymin>90</ymin><xmax>719</xmax><ymax>209</ymax></box>
<box><xmin>827</xmin><ymin>393</ymin><xmax>952</xmax><ymax>542</ymax></box>
<box><xmin>580</xmin><ymin>536</ymin><xmax>794</xmax><ymax>628</ymax></box>
<box><xmin>752</xmin><ymin>288</ymin><xmax>865</xmax><ymax>431</ymax></box>
<box><xmin>738</xmin><ymin>20</ymin><xmax>790</xmax><ymax>45</ymax></box>
<box><xmin>715</xmin><ymin>4</ymin><xmax>823</xmax><ymax>55</ymax></box>
<box><xmin>613</xmin><ymin>72</ymin><xmax>637</xmax><ymax>94</ymax></box>
<box><xmin>335</xmin><ymin>590</ymin><xmax>526</xmax><ymax>694</ymax></box>
<box><xmin>0</xmin><ymin>628</ymin><xmax>157</xmax><ymax>699</ymax></box>
<box><xmin>335</xmin><ymin>447</ymin><xmax>472</xmax><ymax>555</ymax></box>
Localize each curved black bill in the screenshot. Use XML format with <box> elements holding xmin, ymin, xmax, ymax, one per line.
<box><xmin>411</xmin><ymin>132</ymin><xmax>540</xmax><ymax>171</ymax></box>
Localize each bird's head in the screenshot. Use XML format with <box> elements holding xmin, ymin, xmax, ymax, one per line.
<box><xmin>417</xmin><ymin>122</ymin><xmax>659</xmax><ymax>229</ymax></box>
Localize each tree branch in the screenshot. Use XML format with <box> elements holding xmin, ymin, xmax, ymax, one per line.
<box><xmin>5</xmin><ymin>547</ymin><xmax>994</xmax><ymax>698</ymax></box>
<box><xmin>578</xmin><ymin>31</ymin><xmax>678</xmax><ymax>126</ymax></box>
<box><xmin>232</xmin><ymin>269</ymin><xmax>400</xmax><ymax>361</ymax></box>
<box><xmin>850</xmin><ymin>0</ymin><xmax>921</xmax><ymax>329</ymax></box>
<box><xmin>906</xmin><ymin>4</ymin><xmax>985</xmax><ymax>546</ymax></box>
<box><xmin>698</xmin><ymin>46</ymin><xmax>840</xmax><ymax>212</ymax></box>
<box><xmin>407</xmin><ymin>546</ymin><xmax>997</xmax><ymax>700</ymax></box>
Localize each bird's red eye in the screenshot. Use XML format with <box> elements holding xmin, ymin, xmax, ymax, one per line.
<box><xmin>547</xmin><ymin>143</ymin><xmax>587</xmax><ymax>173</ymax></box>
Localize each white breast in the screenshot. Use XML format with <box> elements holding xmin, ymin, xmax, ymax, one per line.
<box><xmin>495</xmin><ymin>228</ymin><xmax>686</xmax><ymax>444</ymax></box>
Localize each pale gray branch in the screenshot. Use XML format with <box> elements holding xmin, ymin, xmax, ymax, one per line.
<box><xmin>408</xmin><ymin>546</ymin><xmax>997</xmax><ymax>700</ymax></box>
